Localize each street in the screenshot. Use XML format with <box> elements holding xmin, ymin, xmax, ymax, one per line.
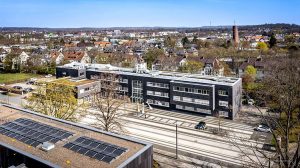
<box><xmin>80</xmin><ymin>104</ymin><xmax>273</xmax><ymax>168</ymax></box>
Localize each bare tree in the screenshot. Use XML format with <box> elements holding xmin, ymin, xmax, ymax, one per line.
<box><xmin>91</xmin><ymin>73</ymin><xmax>128</xmax><ymax>133</ymax></box>
<box><xmin>228</xmin><ymin>53</ymin><xmax>300</xmax><ymax>168</ymax></box>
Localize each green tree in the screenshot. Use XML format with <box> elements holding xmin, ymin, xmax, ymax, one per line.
<box><xmin>269</xmin><ymin>34</ymin><xmax>277</xmax><ymax>48</ymax></box>
<box><xmin>257</xmin><ymin>42</ymin><xmax>268</xmax><ymax>51</ymax></box>
<box><xmin>144</xmin><ymin>48</ymin><xmax>165</xmax><ymax>69</ymax></box>
<box><xmin>245</xmin><ymin>65</ymin><xmax>257</xmax><ymax>78</ymax></box>
<box><xmin>25</xmin><ymin>82</ymin><xmax>84</xmax><ymax>121</ymax></box>
<box><xmin>242</xmin><ymin>65</ymin><xmax>257</xmax><ymax>91</ymax></box>
<box><xmin>181</xmin><ymin>37</ymin><xmax>189</xmax><ymax>46</ymax></box>
<box><xmin>179</xmin><ymin>61</ymin><xmax>204</xmax><ymax>73</ymax></box>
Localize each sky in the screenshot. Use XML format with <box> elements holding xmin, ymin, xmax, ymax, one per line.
<box><xmin>0</xmin><ymin>0</ymin><xmax>299</xmax><ymax>28</ymax></box>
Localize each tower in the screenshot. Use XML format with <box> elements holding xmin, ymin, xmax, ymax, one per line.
<box><xmin>232</xmin><ymin>23</ymin><xmax>240</xmax><ymax>47</ymax></box>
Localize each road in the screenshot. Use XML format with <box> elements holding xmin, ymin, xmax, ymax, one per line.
<box><xmin>80</xmin><ymin>104</ymin><xmax>273</xmax><ymax>167</ymax></box>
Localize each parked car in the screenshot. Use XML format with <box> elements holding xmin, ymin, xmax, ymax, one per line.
<box><xmin>13</xmin><ymin>86</ymin><xmax>23</xmax><ymax>90</ymax></box>
<box><xmin>254</xmin><ymin>124</ymin><xmax>271</xmax><ymax>133</ymax></box>
<box><xmin>23</xmin><ymin>87</ymin><xmax>34</xmax><ymax>93</ymax></box>
<box><xmin>26</xmin><ymin>81</ymin><xmax>36</xmax><ymax>85</ymax></box>
<box><xmin>45</xmin><ymin>74</ymin><xmax>53</xmax><ymax>78</ymax></box>
<box><xmin>195</xmin><ymin>121</ymin><xmax>206</xmax><ymax>130</ymax></box>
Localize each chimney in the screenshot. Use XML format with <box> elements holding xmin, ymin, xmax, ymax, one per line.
<box><xmin>233</xmin><ymin>23</ymin><xmax>240</xmax><ymax>47</ymax></box>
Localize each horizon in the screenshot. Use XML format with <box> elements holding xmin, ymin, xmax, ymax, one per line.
<box><xmin>1</xmin><ymin>0</ymin><xmax>300</xmax><ymax>28</ymax></box>
<box><xmin>1</xmin><ymin>23</ymin><xmax>299</xmax><ymax>29</ymax></box>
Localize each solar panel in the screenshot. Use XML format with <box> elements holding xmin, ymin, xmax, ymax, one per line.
<box><xmin>0</xmin><ymin>118</ymin><xmax>74</xmax><ymax>147</ymax></box>
<box><xmin>63</xmin><ymin>136</ymin><xmax>128</xmax><ymax>164</ymax></box>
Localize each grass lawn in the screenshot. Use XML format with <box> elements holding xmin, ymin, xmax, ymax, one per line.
<box><xmin>0</xmin><ymin>73</ymin><xmax>40</xmax><ymax>84</ymax></box>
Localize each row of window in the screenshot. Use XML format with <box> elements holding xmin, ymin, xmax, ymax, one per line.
<box><xmin>173</xmin><ymin>96</ymin><xmax>209</xmax><ymax>106</ymax></box>
<box><xmin>147</xmin><ymin>91</ymin><xmax>169</xmax><ymax>98</ymax></box>
<box><xmin>173</xmin><ymin>86</ymin><xmax>209</xmax><ymax>95</ymax></box>
<box><xmin>118</xmin><ymin>86</ymin><xmax>128</xmax><ymax>92</ymax></box>
<box><xmin>218</xmin><ymin>90</ymin><xmax>228</xmax><ymax>96</ymax></box>
<box><xmin>147</xmin><ymin>82</ymin><xmax>169</xmax><ymax>89</ymax></box>
<box><xmin>119</xmin><ymin>78</ymin><xmax>128</xmax><ymax>83</ymax></box>
<box><xmin>176</xmin><ymin>105</ymin><xmax>212</xmax><ymax>114</ymax></box>
<box><xmin>147</xmin><ymin>99</ymin><xmax>170</xmax><ymax>107</ymax></box>
<box><xmin>219</xmin><ymin>100</ymin><xmax>228</xmax><ymax>107</ymax></box>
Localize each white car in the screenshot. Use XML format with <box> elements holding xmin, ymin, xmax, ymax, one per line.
<box><xmin>45</xmin><ymin>74</ymin><xmax>53</xmax><ymax>78</ymax></box>
<box><xmin>255</xmin><ymin>125</ymin><xmax>271</xmax><ymax>133</ymax></box>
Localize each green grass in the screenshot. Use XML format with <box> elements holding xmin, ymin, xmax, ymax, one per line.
<box><xmin>0</xmin><ymin>73</ymin><xmax>40</xmax><ymax>84</ymax></box>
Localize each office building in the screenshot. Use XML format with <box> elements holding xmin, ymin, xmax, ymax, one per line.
<box><xmin>56</xmin><ymin>62</ymin><xmax>242</xmax><ymax>120</ymax></box>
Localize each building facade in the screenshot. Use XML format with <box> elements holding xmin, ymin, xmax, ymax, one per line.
<box><xmin>56</xmin><ymin>62</ymin><xmax>242</xmax><ymax>120</ymax></box>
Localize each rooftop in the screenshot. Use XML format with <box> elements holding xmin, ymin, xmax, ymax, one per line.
<box><xmin>50</xmin><ymin>77</ymin><xmax>97</xmax><ymax>86</ymax></box>
<box><xmin>0</xmin><ymin>105</ymin><xmax>149</xmax><ymax>168</ymax></box>
<box><xmin>59</xmin><ymin>62</ymin><xmax>241</xmax><ymax>86</ymax></box>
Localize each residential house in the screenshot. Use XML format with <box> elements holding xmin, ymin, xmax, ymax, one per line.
<box><xmin>238</xmin><ymin>57</ymin><xmax>265</xmax><ymax>79</ymax></box>
<box><xmin>180</xmin><ymin>57</ymin><xmax>224</xmax><ymax>76</ymax></box>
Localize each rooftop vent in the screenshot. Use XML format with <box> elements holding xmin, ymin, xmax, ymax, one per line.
<box><xmin>41</xmin><ymin>142</ymin><xmax>55</xmax><ymax>151</ymax></box>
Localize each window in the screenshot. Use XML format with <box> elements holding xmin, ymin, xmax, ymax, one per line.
<box><xmin>218</xmin><ymin>90</ymin><xmax>228</xmax><ymax>96</ymax></box>
<box><xmin>148</xmin><ymin>99</ymin><xmax>169</xmax><ymax>107</ymax></box>
<box><xmin>185</xmin><ymin>106</ymin><xmax>194</xmax><ymax>111</ymax></box>
<box><xmin>176</xmin><ymin>105</ymin><xmax>183</xmax><ymax>109</ymax></box>
<box><xmin>182</xmin><ymin>97</ymin><xmax>192</xmax><ymax>103</ymax></box>
<box><xmin>147</xmin><ymin>82</ymin><xmax>169</xmax><ymax>88</ymax></box>
<box><xmin>147</xmin><ymin>90</ymin><xmax>154</xmax><ymax>95</ymax></box>
<box><xmin>196</xmin><ymin>108</ymin><xmax>211</xmax><ymax>114</ymax></box>
<box><xmin>173</xmin><ymin>96</ymin><xmax>181</xmax><ymax>101</ymax></box>
<box><xmin>219</xmin><ymin>111</ymin><xmax>229</xmax><ymax>117</ymax></box>
<box><xmin>120</xmin><ymin>78</ymin><xmax>128</xmax><ymax>83</ymax></box>
<box><xmin>194</xmin><ymin>99</ymin><xmax>209</xmax><ymax>106</ymax></box>
<box><xmin>147</xmin><ymin>99</ymin><xmax>154</xmax><ymax>104</ymax></box>
<box><xmin>196</xmin><ymin>89</ymin><xmax>209</xmax><ymax>95</ymax></box>
<box><xmin>219</xmin><ymin>101</ymin><xmax>228</xmax><ymax>107</ymax></box>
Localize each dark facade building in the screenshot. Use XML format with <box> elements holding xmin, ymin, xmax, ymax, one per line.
<box><xmin>0</xmin><ymin>105</ymin><xmax>153</xmax><ymax>168</ymax></box>
<box><xmin>56</xmin><ymin>62</ymin><xmax>242</xmax><ymax>120</ymax></box>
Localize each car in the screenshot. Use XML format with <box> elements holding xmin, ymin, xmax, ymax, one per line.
<box><xmin>255</xmin><ymin>124</ymin><xmax>271</xmax><ymax>133</ymax></box>
<box><xmin>26</xmin><ymin>81</ymin><xmax>35</xmax><ymax>85</ymax></box>
<box><xmin>13</xmin><ymin>86</ymin><xmax>23</xmax><ymax>90</ymax></box>
<box><xmin>23</xmin><ymin>87</ymin><xmax>34</xmax><ymax>93</ymax></box>
<box><xmin>45</xmin><ymin>74</ymin><xmax>53</xmax><ymax>78</ymax></box>
<box><xmin>195</xmin><ymin>121</ymin><xmax>206</xmax><ymax>130</ymax></box>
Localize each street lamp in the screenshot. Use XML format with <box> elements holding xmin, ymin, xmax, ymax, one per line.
<box><xmin>175</xmin><ymin>120</ymin><xmax>178</xmax><ymax>159</ymax></box>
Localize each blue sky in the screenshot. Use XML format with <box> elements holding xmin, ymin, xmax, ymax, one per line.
<box><xmin>0</xmin><ymin>0</ymin><xmax>299</xmax><ymax>27</ymax></box>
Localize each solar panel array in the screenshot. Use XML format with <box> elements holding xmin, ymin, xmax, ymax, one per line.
<box><xmin>0</xmin><ymin>118</ymin><xmax>74</xmax><ymax>147</ymax></box>
<box><xmin>63</xmin><ymin>136</ymin><xmax>127</xmax><ymax>164</ymax></box>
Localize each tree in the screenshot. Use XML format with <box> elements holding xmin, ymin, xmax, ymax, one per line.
<box><xmin>181</xmin><ymin>37</ymin><xmax>189</xmax><ymax>46</ymax></box>
<box><xmin>164</xmin><ymin>36</ymin><xmax>176</xmax><ymax>48</ymax></box>
<box><xmin>245</xmin><ymin>65</ymin><xmax>257</xmax><ymax>78</ymax></box>
<box><xmin>257</xmin><ymin>42</ymin><xmax>268</xmax><ymax>51</ymax></box>
<box><xmin>179</xmin><ymin>60</ymin><xmax>204</xmax><ymax>73</ymax></box>
<box><xmin>269</xmin><ymin>34</ymin><xmax>277</xmax><ymax>48</ymax></box>
<box><xmin>230</xmin><ymin>54</ymin><xmax>300</xmax><ymax>168</ymax></box>
<box><xmin>25</xmin><ymin>82</ymin><xmax>82</xmax><ymax>121</ymax></box>
<box><xmin>192</xmin><ymin>36</ymin><xmax>198</xmax><ymax>44</ymax></box>
<box><xmin>3</xmin><ymin>53</ymin><xmax>19</xmax><ymax>73</ymax></box>
<box><xmin>144</xmin><ymin>48</ymin><xmax>165</xmax><ymax>69</ymax></box>
<box><xmin>91</xmin><ymin>73</ymin><xmax>128</xmax><ymax>133</ymax></box>
<box><xmin>242</xmin><ymin>65</ymin><xmax>257</xmax><ymax>91</ymax></box>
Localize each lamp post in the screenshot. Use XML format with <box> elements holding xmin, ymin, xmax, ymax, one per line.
<box><xmin>176</xmin><ymin>121</ymin><xmax>178</xmax><ymax>159</ymax></box>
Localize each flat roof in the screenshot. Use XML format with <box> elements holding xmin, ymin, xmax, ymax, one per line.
<box><xmin>58</xmin><ymin>63</ymin><xmax>241</xmax><ymax>86</ymax></box>
<box><xmin>0</xmin><ymin>105</ymin><xmax>150</xmax><ymax>168</ymax></box>
<box><xmin>50</xmin><ymin>77</ymin><xmax>98</xmax><ymax>87</ymax></box>
<box><xmin>88</xmin><ymin>69</ymin><xmax>240</xmax><ymax>86</ymax></box>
